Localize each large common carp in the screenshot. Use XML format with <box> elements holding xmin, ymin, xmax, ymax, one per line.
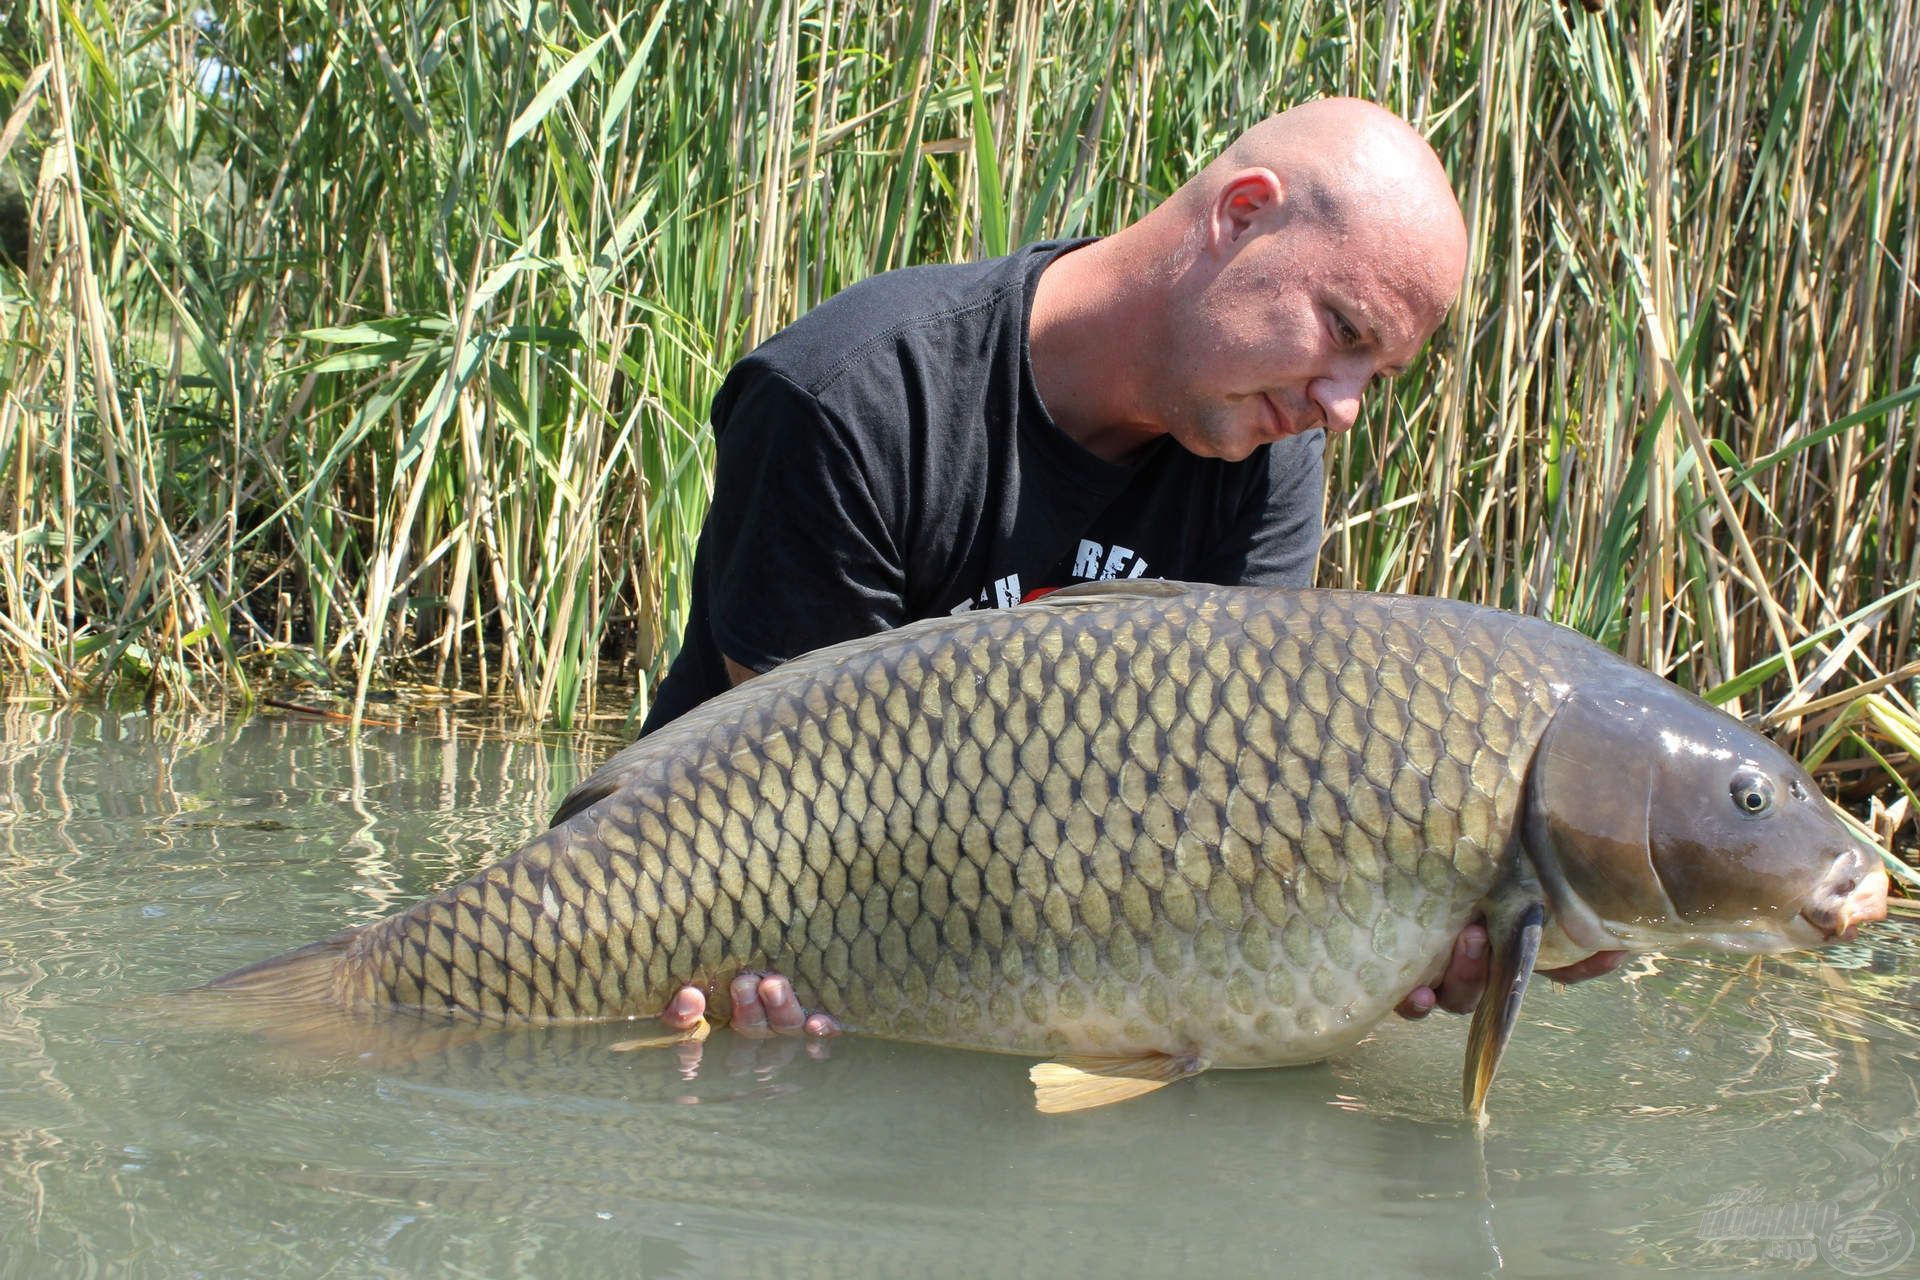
<box><xmin>210</xmin><ymin>583</ymin><xmax>1889</xmax><ymax>1120</ymax></box>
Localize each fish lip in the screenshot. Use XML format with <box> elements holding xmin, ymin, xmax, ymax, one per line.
<box><xmin>1797</xmin><ymin>858</ymin><xmax>1891</xmax><ymax>942</ymax></box>
<box><xmin>1798</xmin><ymin>908</ymin><xmax>1864</xmax><ymax>944</ymax></box>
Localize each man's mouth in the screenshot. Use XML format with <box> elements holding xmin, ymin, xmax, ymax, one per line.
<box><xmin>1259</xmin><ymin>393</ymin><xmax>1291</xmax><ymax>438</ymax></box>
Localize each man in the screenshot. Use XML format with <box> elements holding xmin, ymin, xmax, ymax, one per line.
<box><xmin>635</xmin><ymin>98</ymin><xmax>1621</xmax><ymax>1046</ymax></box>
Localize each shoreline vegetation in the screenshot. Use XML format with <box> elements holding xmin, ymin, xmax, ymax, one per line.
<box><xmin>0</xmin><ymin>3</ymin><xmax>1915</xmax><ymax>852</ymax></box>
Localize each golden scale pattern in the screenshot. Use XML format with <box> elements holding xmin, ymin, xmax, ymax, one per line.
<box><xmin>347</xmin><ymin>588</ymin><xmax>1577</xmax><ymax>1060</ymax></box>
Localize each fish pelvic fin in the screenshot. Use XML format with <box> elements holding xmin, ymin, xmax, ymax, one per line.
<box><xmin>1030</xmin><ymin>1052</ymin><xmax>1207</xmax><ymax>1115</ymax></box>
<box><xmin>608</xmin><ymin>1017</ymin><xmax>712</xmax><ymax>1052</ymax></box>
<box><xmin>1463</xmin><ymin>890</ymin><xmax>1546</xmax><ymax>1128</ymax></box>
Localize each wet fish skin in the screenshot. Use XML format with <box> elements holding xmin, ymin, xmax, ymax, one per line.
<box><xmin>210</xmin><ymin>582</ymin><xmax>1876</xmax><ymax>1091</ymax></box>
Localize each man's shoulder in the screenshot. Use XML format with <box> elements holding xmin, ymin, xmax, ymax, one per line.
<box><xmin>737</xmin><ymin>241</ymin><xmax>1082</xmax><ymax>401</ymax></box>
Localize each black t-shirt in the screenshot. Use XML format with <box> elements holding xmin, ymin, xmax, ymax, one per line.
<box><xmin>639</xmin><ymin>239</ymin><xmax>1326</xmax><ymax>734</ymax></box>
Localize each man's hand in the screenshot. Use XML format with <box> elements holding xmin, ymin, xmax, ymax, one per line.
<box><xmin>1394</xmin><ymin>920</ymin><xmax>1627</xmax><ymax>1018</ymax></box>
<box><xmin>651</xmin><ymin>975</ymin><xmax>837</xmax><ymax>1089</ymax></box>
<box><xmin>660</xmin><ymin>973</ymin><xmax>842</xmax><ymax>1039</ymax></box>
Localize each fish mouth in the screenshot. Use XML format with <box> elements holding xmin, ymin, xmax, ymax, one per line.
<box><xmin>1796</xmin><ymin>852</ymin><xmax>1890</xmax><ymax>942</ymax></box>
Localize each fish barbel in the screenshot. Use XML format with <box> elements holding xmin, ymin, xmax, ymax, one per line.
<box><xmin>209</xmin><ymin>582</ymin><xmax>1888</xmax><ymax>1119</ymax></box>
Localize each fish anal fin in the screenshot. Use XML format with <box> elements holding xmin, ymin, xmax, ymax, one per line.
<box><xmin>1030</xmin><ymin>1052</ymin><xmax>1206</xmax><ymax>1114</ymax></box>
<box><xmin>1463</xmin><ymin>893</ymin><xmax>1546</xmax><ymax>1127</ymax></box>
<box><xmin>609</xmin><ymin>1017</ymin><xmax>711</xmax><ymax>1052</ymax></box>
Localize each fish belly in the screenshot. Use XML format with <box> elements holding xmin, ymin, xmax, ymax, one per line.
<box><xmin>869</xmin><ymin>886</ymin><xmax>1474</xmax><ymax>1067</ymax></box>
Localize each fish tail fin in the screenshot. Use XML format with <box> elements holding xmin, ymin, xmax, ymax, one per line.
<box><xmin>184</xmin><ymin>928</ymin><xmax>378</xmax><ymax>1058</ymax></box>
<box><xmin>185</xmin><ymin>932</ymin><xmax>407</xmax><ymax>1059</ymax></box>
<box><xmin>184</xmin><ymin>927</ymin><xmax>486</xmax><ymax>1064</ymax></box>
<box><xmin>205</xmin><ymin>928</ymin><xmax>365</xmax><ymax>1008</ymax></box>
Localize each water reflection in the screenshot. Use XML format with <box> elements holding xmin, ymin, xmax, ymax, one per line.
<box><xmin>0</xmin><ymin>711</ymin><xmax>1915</xmax><ymax>1277</ymax></box>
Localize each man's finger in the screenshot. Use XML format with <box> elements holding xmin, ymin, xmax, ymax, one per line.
<box><xmin>1395</xmin><ymin>985</ymin><xmax>1439</xmax><ymax>1019</ymax></box>
<box><xmin>760</xmin><ymin>975</ymin><xmax>806</xmax><ymax>1033</ymax></box>
<box><xmin>1431</xmin><ymin>921</ymin><xmax>1490</xmax><ymax>1015</ymax></box>
<box><xmin>1541</xmin><ymin>949</ymin><xmax>1628</xmax><ymax>984</ymax></box>
<box><xmin>730</xmin><ymin>972</ymin><xmax>771</xmax><ymax>1035</ymax></box>
<box><xmin>661</xmin><ymin>985</ymin><xmax>706</xmax><ymax>1032</ymax></box>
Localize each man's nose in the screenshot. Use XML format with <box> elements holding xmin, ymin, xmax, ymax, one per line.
<box><xmin>1309</xmin><ymin>372</ymin><xmax>1366</xmax><ymax>435</ymax></box>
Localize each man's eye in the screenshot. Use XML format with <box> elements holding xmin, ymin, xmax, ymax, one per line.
<box><xmin>1332</xmin><ymin>312</ymin><xmax>1359</xmax><ymax>344</ymax></box>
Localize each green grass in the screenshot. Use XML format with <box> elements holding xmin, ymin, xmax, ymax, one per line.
<box><xmin>0</xmin><ymin>0</ymin><xmax>1914</xmax><ymax>808</ymax></box>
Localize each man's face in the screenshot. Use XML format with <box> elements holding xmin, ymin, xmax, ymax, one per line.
<box><xmin>1155</xmin><ymin>195</ymin><xmax>1458</xmax><ymax>462</ymax></box>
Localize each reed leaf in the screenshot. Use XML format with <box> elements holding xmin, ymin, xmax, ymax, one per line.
<box><xmin>0</xmin><ymin>0</ymin><xmax>1910</xmax><ymax>817</ymax></box>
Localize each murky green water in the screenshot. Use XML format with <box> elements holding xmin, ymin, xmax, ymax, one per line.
<box><xmin>2</xmin><ymin>707</ymin><xmax>1918</xmax><ymax>1278</ymax></box>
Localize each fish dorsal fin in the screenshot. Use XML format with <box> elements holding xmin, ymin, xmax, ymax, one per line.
<box><xmin>1030</xmin><ymin>1052</ymin><xmax>1207</xmax><ymax>1114</ymax></box>
<box><xmin>1463</xmin><ymin>885</ymin><xmax>1547</xmax><ymax>1127</ymax></box>
<box><xmin>1022</xmin><ymin>579</ymin><xmax>1196</xmax><ymax>610</ymax></box>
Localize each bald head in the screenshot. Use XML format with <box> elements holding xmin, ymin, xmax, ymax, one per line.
<box><xmin>1212</xmin><ymin>99</ymin><xmax>1456</xmax><ymax>211</ymax></box>
<box><xmin>1181</xmin><ymin>98</ymin><xmax>1468</xmax><ymax>314</ymax></box>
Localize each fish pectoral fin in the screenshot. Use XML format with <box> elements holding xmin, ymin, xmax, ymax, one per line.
<box><xmin>1463</xmin><ymin>892</ymin><xmax>1546</xmax><ymax>1128</ymax></box>
<box><xmin>1029</xmin><ymin>1052</ymin><xmax>1207</xmax><ymax>1114</ymax></box>
<box><xmin>609</xmin><ymin>1017</ymin><xmax>711</xmax><ymax>1052</ymax></box>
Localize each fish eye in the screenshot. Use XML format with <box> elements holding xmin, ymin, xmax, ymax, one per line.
<box><xmin>1729</xmin><ymin>768</ymin><xmax>1775</xmax><ymax>817</ymax></box>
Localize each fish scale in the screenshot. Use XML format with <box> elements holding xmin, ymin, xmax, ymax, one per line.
<box><xmin>227</xmin><ymin>584</ymin><xmax>1579</xmax><ymax>1071</ymax></box>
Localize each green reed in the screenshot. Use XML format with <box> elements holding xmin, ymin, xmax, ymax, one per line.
<box><xmin>0</xmin><ymin>0</ymin><xmax>1914</xmax><ymax>811</ymax></box>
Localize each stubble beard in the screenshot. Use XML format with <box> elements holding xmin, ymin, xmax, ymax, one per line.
<box><xmin>1167</xmin><ymin>396</ymin><xmax>1264</xmax><ymax>462</ymax></box>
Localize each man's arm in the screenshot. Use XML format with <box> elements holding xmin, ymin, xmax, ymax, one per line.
<box><xmin>652</xmin><ymin>367</ymin><xmax>905</xmax><ymax>1041</ymax></box>
<box><xmin>697</xmin><ymin>367</ymin><xmax>906</xmax><ymax>677</ymax></box>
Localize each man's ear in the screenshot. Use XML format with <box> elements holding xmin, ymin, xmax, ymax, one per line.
<box><xmin>1209</xmin><ymin>168</ymin><xmax>1284</xmax><ymax>252</ymax></box>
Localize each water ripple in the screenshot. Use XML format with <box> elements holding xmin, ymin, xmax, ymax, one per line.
<box><xmin>0</xmin><ymin>713</ymin><xmax>1915</xmax><ymax>1277</ymax></box>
